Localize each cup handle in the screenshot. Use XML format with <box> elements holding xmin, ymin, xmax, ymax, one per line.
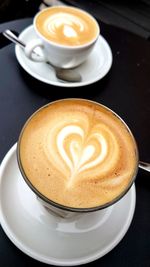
<box><xmin>24</xmin><ymin>39</ymin><xmax>47</xmax><ymax>62</ymax></box>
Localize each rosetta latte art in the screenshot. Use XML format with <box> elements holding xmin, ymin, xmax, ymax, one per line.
<box><xmin>45</xmin><ymin>122</ymin><xmax>120</xmax><ymax>187</ymax></box>
<box><xmin>36</xmin><ymin>6</ymin><xmax>99</xmax><ymax>46</ymax></box>
<box><xmin>44</xmin><ymin>14</ymin><xmax>87</xmax><ymax>40</ymax></box>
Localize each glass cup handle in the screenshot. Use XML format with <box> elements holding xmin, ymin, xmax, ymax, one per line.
<box><xmin>24</xmin><ymin>39</ymin><xmax>47</xmax><ymax>62</ymax></box>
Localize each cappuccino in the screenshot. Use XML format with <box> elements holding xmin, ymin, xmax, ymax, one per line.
<box><xmin>18</xmin><ymin>99</ymin><xmax>138</xmax><ymax>209</ymax></box>
<box><xmin>25</xmin><ymin>6</ymin><xmax>99</xmax><ymax>68</ymax></box>
<box><xmin>35</xmin><ymin>6</ymin><xmax>99</xmax><ymax>46</ymax></box>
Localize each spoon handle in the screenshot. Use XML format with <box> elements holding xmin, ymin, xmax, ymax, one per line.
<box><xmin>139</xmin><ymin>161</ymin><xmax>150</xmax><ymax>172</ymax></box>
<box><xmin>3</xmin><ymin>30</ymin><xmax>47</xmax><ymax>61</ymax></box>
<box><xmin>3</xmin><ymin>30</ymin><xmax>25</xmax><ymax>49</ymax></box>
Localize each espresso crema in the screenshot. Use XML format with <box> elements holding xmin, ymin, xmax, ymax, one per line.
<box><xmin>35</xmin><ymin>6</ymin><xmax>99</xmax><ymax>46</ymax></box>
<box><xmin>19</xmin><ymin>100</ymin><xmax>137</xmax><ymax>209</ymax></box>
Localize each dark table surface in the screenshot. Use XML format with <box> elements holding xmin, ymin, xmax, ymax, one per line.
<box><xmin>0</xmin><ymin>18</ymin><xmax>150</xmax><ymax>267</ymax></box>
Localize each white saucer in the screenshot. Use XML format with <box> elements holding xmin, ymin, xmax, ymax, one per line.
<box><xmin>15</xmin><ymin>25</ymin><xmax>112</xmax><ymax>87</ymax></box>
<box><xmin>0</xmin><ymin>144</ymin><xmax>135</xmax><ymax>266</ymax></box>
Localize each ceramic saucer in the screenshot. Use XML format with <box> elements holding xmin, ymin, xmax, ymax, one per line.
<box><xmin>15</xmin><ymin>25</ymin><xmax>112</xmax><ymax>87</ymax></box>
<box><xmin>0</xmin><ymin>144</ymin><xmax>135</xmax><ymax>266</ymax></box>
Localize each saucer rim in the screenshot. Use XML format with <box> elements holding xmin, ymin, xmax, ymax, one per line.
<box><xmin>15</xmin><ymin>25</ymin><xmax>113</xmax><ymax>88</ymax></box>
<box><xmin>0</xmin><ymin>143</ymin><xmax>136</xmax><ymax>266</ymax></box>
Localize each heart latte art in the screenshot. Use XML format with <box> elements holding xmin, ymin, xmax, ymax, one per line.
<box><xmin>46</xmin><ymin>123</ymin><xmax>119</xmax><ymax>188</ymax></box>
<box><xmin>35</xmin><ymin>6</ymin><xmax>99</xmax><ymax>46</ymax></box>
<box><xmin>19</xmin><ymin>100</ymin><xmax>137</xmax><ymax>209</ymax></box>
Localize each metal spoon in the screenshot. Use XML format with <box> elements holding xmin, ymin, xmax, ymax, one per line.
<box><xmin>139</xmin><ymin>161</ymin><xmax>150</xmax><ymax>172</ymax></box>
<box><xmin>3</xmin><ymin>30</ymin><xmax>82</xmax><ymax>83</ymax></box>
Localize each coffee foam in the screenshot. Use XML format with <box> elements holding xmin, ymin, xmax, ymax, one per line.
<box><xmin>35</xmin><ymin>6</ymin><xmax>99</xmax><ymax>46</ymax></box>
<box><xmin>19</xmin><ymin>100</ymin><xmax>137</xmax><ymax>208</ymax></box>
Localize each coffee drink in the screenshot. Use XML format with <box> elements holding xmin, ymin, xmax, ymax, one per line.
<box><xmin>25</xmin><ymin>7</ymin><xmax>100</xmax><ymax>68</ymax></box>
<box><xmin>35</xmin><ymin>6</ymin><xmax>99</xmax><ymax>46</ymax></box>
<box><xmin>18</xmin><ymin>99</ymin><xmax>138</xmax><ymax>209</ymax></box>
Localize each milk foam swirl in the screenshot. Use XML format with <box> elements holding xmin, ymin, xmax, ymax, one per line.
<box><xmin>45</xmin><ymin>121</ymin><xmax>120</xmax><ymax>187</ymax></box>
<box><xmin>36</xmin><ymin>7</ymin><xmax>99</xmax><ymax>46</ymax></box>
<box><xmin>44</xmin><ymin>13</ymin><xmax>87</xmax><ymax>41</ymax></box>
<box><xmin>19</xmin><ymin>100</ymin><xmax>137</xmax><ymax>208</ymax></box>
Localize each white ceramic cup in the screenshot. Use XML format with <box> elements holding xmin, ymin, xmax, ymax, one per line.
<box><xmin>24</xmin><ymin>6</ymin><xmax>100</xmax><ymax>69</ymax></box>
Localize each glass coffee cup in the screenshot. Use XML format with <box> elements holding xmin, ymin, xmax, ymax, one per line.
<box><xmin>17</xmin><ymin>99</ymin><xmax>139</xmax><ymax>218</ymax></box>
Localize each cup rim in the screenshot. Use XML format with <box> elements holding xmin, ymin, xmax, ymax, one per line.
<box><xmin>33</xmin><ymin>5</ymin><xmax>100</xmax><ymax>49</ymax></box>
<box><xmin>17</xmin><ymin>98</ymin><xmax>139</xmax><ymax>213</ymax></box>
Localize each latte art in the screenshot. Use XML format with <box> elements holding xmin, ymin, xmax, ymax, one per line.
<box><xmin>45</xmin><ymin>14</ymin><xmax>87</xmax><ymax>42</ymax></box>
<box><xmin>45</xmin><ymin>123</ymin><xmax>119</xmax><ymax>188</ymax></box>
<box><xmin>19</xmin><ymin>100</ymin><xmax>138</xmax><ymax>209</ymax></box>
<box><xmin>35</xmin><ymin>6</ymin><xmax>99</xmax><ymax>46</ymax></box>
